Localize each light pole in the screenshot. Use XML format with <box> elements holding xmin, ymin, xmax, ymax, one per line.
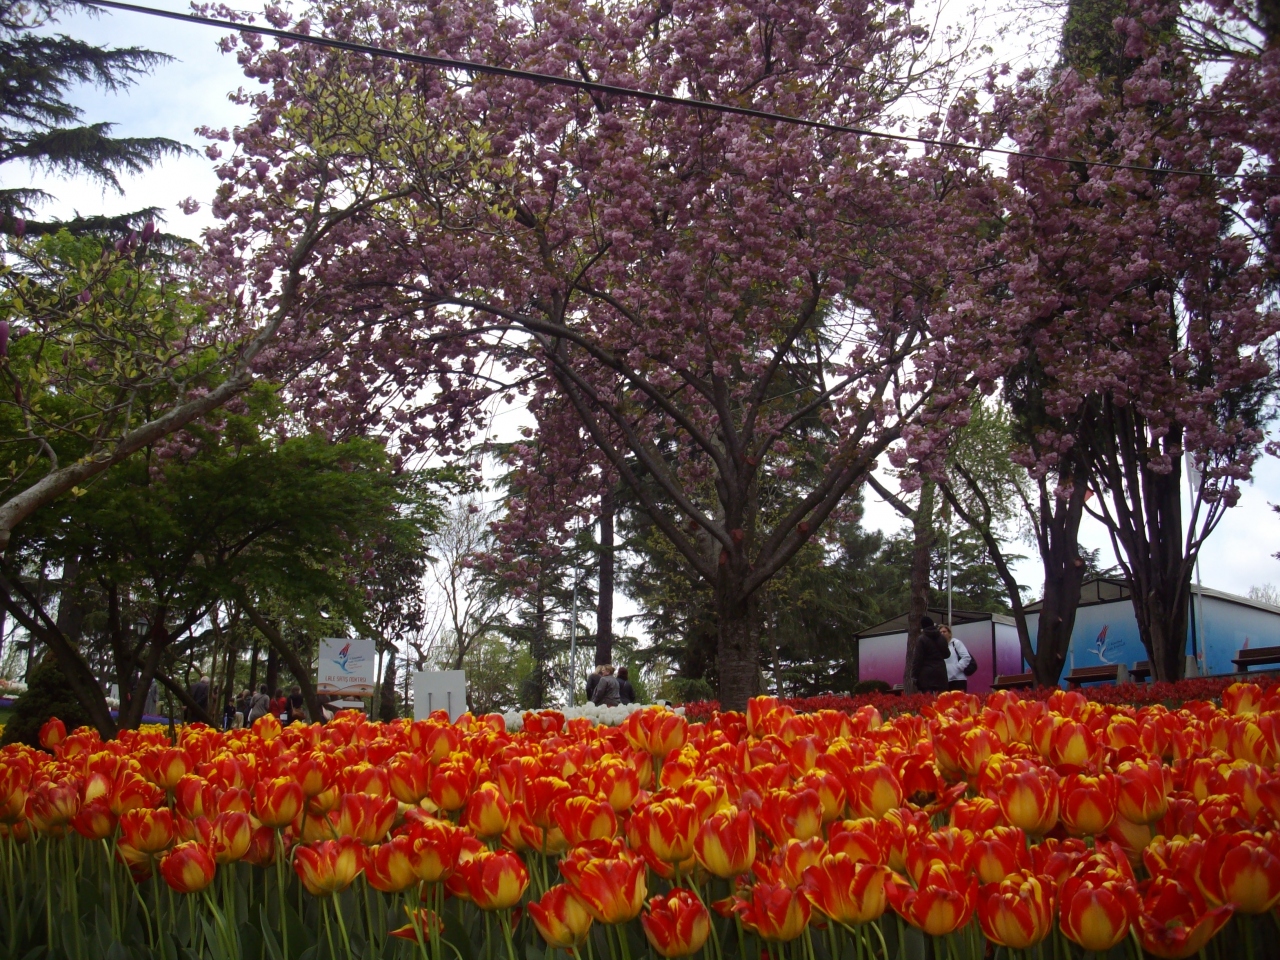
<box><xmin>943</xmin><ymin>497</ymin><xmax>953</xmax><ymax>625</ymax></box>
<box><xmin>567</xmin><ymin>563</ymin><xmax>579</xmax><ymax>707</ymax></box>
<box><xmin>1185</xmin><ymin>452</ymin><xmax>1207</xmax><ymax>676</ymax></box>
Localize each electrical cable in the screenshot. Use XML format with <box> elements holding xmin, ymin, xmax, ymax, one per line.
<box><xmin>87</xmin><ymin>0</ymin><xmax>1279</xmax><ymax>182</ymax></box>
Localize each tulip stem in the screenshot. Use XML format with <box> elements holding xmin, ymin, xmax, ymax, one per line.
<box><xmin>1129</xmin><ymin>927</ymin><xmax>1144</xmax><ymax>960</ymax></box>
<box><xmin>153</xmin><ymin>868</ymin><xmax>169</xmax><ymax>960</ymax></box>
<box><xmin>187</xmin><ymin>894</ymin><xmax>195</xmax><ymax>954</ymax></box>
<box><xmin>43</xmin><ymin>837</ymin><xmax>53</xmax><ymax>954</ymax></box>
<box><xmin>203</xmin><ymin>888</ymin><xmax>236</xmax><ymax>958</ymax></box>
<box><xmin>803</xmin><ymin>925</ymin><xmax>818</xmax><ymax>960</ymax></box>
<box><xmin>362</xmin><ymin>877</ymin><xmax>380</xmax><ymax>954</ymax></box>
<box><xmin>323</xmin><ymin>894</ymin><xmax>338</xmax><ymax>960</ymax></box>
<box><xmin>1242</xmin><ymin>914</ymin><xmax>1256</xmax><ymax>960</ymax></box>
<box><xmin>434</xmin><ymin>881</ymin><xmax>446</xmax><ymax>960</ymax></box>
<box><xmin>333</xmin><ymin>888</ymin><xmax>354</xmax><ymax>958</ymax></box>
<box><xmin>2</xmin><ymin>834</ymin><xmax>14</xmax><ymax>955</ymax></box>
<box><xmin>101</xmin><ymin>838</ymin><xmax>120</xmax><ymax>941</ymax></box>
<box><xmin>275</xmin><ymin>829</ymin><xmax>290</xmax><ymax>959</ymax></box>
<box><xmin>224</xmin><ymin>863</ymin><xmax>237</xmax><ymax>933</ymax></box>
<box><xmin>500</xmin><ymin>909</ymin><xmax>520</xmax><ymax>960</ymax></box>
<box><xmin>409</xmin><ymin>900</ymin><xmax>432</xmax><ymax>960</ymax></box>
<box><xmin>65</xmin><ymin>838</ymin><xmax>83</xmax><ymax>960</ymax></box>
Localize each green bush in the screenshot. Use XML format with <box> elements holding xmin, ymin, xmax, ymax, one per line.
<box><xmin>0</xmin><ymin>655</ymin><xmax>95</xmax><ymax>749</ymax></box>
<box><xmin>659</xmin><ymin>676</ymin><xmax>716</xmax><ymax>704</ymax></box>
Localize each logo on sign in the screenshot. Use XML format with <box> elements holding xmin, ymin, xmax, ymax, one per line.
<box><xmin>1092</xmin><ymin>625</ymin><xmax>1126</xmax><ymax>665</ymax></box>
<box><xmin>331</xmin><ymin>642</ymin><xmax>367</xmax><ymax>675</ymax></box>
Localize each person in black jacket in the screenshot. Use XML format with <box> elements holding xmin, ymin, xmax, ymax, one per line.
<box><xmin>616</xmin><ymin>667</ymin><xmax>635</xmax><ymax>705</ymax></box>
<box><xmin>911</xmin><ymin>616</ymin><xmax>950</xmax><ymax>692</ymax></box>
<box><xmin>585</xmin><ymin>665</ymin><xmax>603</xmax><ymax>704</ymax></box>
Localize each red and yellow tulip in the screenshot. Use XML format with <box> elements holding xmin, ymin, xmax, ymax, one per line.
<box><xmin>641</xmin><ymin>889</ymin><xmax>711</xmax><ymax>958</ymax></box>
<box><xmin>528</xmin><ymin>884</ymin><xmax>593</xmax><ymax>948</ymax></box>
<box><xmin>977</xmin><ymin>872</ymin><xmax>1054</xmax><ymax>949</ymax></box>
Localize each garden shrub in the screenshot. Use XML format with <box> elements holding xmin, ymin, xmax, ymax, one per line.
<box><xmin>0</xmin><ymin>655</ymin><xmax>94</xmax><ymax>749</ymax></box>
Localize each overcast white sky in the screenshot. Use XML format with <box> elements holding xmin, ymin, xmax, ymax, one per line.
<box><xmin>8</xmin><ymin>1</ymin><xmax>1280</xmax><ymax>618</ymax></box>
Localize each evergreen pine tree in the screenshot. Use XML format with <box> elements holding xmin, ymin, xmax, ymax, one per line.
<box><xmin>1</xmin><ymin>0</ymin><xmax>186</xmax><ymax>236</ymax></box>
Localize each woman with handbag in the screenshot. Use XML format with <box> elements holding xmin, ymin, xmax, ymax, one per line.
<box><xmin>941</xmin><ymin>624</ymin><xmax>977</xmax><ymax>692</ymax></box>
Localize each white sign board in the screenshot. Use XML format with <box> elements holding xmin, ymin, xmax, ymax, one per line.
<box><xmin>317</xmin><ymin>637</ymin><xmax>377</xmax><ymax>696</ymax></box>
<box><xmin>413</xmin><ymin>670</ymin><xmax>468</xmax><ymax>722</ymax></box>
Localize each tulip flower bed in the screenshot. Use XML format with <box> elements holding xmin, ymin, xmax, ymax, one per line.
<box><xmin>4</xmin><ymin>689</ymin><xmax>1280</xmax><ymax>960</ymax></box>
<box><xmin>682</xmin><ymin>675</ymin><xmax>1278</xmax><ymax>723</ymax></box>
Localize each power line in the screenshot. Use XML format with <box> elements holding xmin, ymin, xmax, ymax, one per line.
<box><xmin>88</xmin><ymin>0</ymin><xmax>1277</xmax><ymax>182</ymax></box>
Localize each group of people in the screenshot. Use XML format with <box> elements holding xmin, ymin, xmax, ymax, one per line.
<box><xmin>217</xmin><ymin>684</ymin><xmax>308</xmax><ymax>729</ymax></box>
<box><xmin>909</xmin><ymin>615</ymin><xmax>976</xmax><ymax>692</ymax></box>
<box><xmin>584</xmin><ymin>663</ymin><xmax>635</xmax><ymax>707</ymax></box>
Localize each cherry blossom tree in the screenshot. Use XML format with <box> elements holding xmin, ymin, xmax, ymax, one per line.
<box><xmin>204</xmin><ymin>0</ymin><xmax>1012</xmax><ymax>708</ymax></box>
<box><xmin>989</xmin><ymin>0</ymin><xmax>1280</xmax><ymax>682</ymax></box>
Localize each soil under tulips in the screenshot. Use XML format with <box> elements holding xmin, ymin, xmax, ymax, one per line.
<box><xmin>3</xmin><ymin>686</ymin><xmax>1280</xmax><ymax>960</ymax></box>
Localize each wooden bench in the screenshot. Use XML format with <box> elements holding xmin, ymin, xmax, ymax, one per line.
<box><xmin>1233</xmin><ymin>646</ymin><xmax>1280</xmax><ymax>671</ymax></box>
<box><xmin>1065</xmin><ymin>665</ymin><xmax>1121</xmax><ymax>687</ymax></box>
<box><xmin>992</xmin><ymin>672</ymin><xmax>1035</xmax><ymax>690</ymax></box>
<box><xmin>1129</xmin><ymin>661</ymin><xmax>1151</xmax><ymax>682</ymax></box>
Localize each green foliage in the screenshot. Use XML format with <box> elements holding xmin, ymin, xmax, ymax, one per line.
<box><xmin>1060</xmin><ymin>0</ymin><xmax>1132</xmax><ymax>78</ymax></box>
<box><xmin>482</xmin><ymin>456</ymin><xmax>599</xmax><ymax>710</ymax></box>
<box><xmin>6</xmin><ymin>385</ymin><xmax>443</xmax><ymax>727</ymax></box>
<box><xmin>877</xmin><ymin>526</ymin><xmax>1018</xmax><ymax>616</ymax></box>
<box><xmin>465</xmin><ymin>633</ymin><xmax>534</xmax><ymax>715</ymax></box>
<box><xmin>658</xmin><ymin>675</ymin><xmax>715</xmax><ymax>704</ymax></box>
<box><xmin>0</xmin><ymin>231</ymin><xmax>222</xmax><ymax>507</ymax></box>
<box><xmin>0</xmin><ymin>653</ymin><xmax>91</xmax><ymax>747</ymax></box>
<box><xmin>0</xmin><ymin>0</ymin><xmax>185</xmax><ymax>232</ymax></box>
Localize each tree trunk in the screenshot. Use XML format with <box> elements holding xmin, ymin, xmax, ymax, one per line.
<box><xmin>155</xmin><ymin>672</ymin><xmax>214</xmax><ymax>725</ymax></box>
<box><xmin>118</xmin><ymin>616</ymin><xmax>169</xmax><ymax>730</ymax></box>
<box><xmin>715</xmin><ymin>580</ymin><xmax>760</xmax><ymax>712</ymax></box>
<box><xmin>938</xmin><ymin>476</ymin><xmax>1036</xmax><ymax>680</ymax></box>
<box><xmin>528</xmin><ymin>587</ymin><xmax>548</xmax><ymax>709</ymax></box>
<box><xmin>265</xmin><ymin>643</ymin><xmax>279</xmax><ymax>696</ymax></box>
<box><xmin>1030</xmin><ymin>476</ymin><xmax>1089</xmax><ymax>686</ymax></box>
<box><xmin>247</xmin><ymin>636</ymin><xmax>260</xmax><ymax>696</ymax></box>
<box><xmin>1089</xmin><ymin>406</ymin><xmax>1192</xmax><ymax>682</ymax></box>
<box><xmin>1114</xmin><ymin>456</ymin><xmax>1190</xmax><ymax>682</ymax></box>
<box><xmin>371</xmin><ymin>645</ymin><xmax>383</xmax><ymax>720</ymax></box>
<box><xmin>1135</xmin><ymin>579</ymin><xmax>1190</xmax><ymax>682</ymax></box>
<box><xmin>0</xmin><ymin>568</ymin><xmax>117</xmax><ymax>739</ymax></box>
<box><xmin>241</xmin><ymin>600</ymin><xmax>325</xmax><ymax>721</ymax></box>
<box><xmin>54</xmin><ymin>556</ymin><xmax>87</xmax><ymax>649</ymax></box>
<box><xmin>379</xmin><ymin>653</ymin><xmax>398</xmax><ymax>721</ymax></box>
<box><xmin>221</xmin><ymin>639</ymin><xmax>238</xmax><ymax>707</ymax></box>
<box><xmin>596</xmin><ymin>487</ymin><xmax>615</xmax><ymax>667</ymax></box>
<box><xmin>1034</xmin><ymin>559</ymin><xmax>1086</xmax><ymax>685</ymax></box>
<box><xmin>903</xmin><ymin>483</ymin><xmax>936</xmax><ymax>694</ymax></box>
